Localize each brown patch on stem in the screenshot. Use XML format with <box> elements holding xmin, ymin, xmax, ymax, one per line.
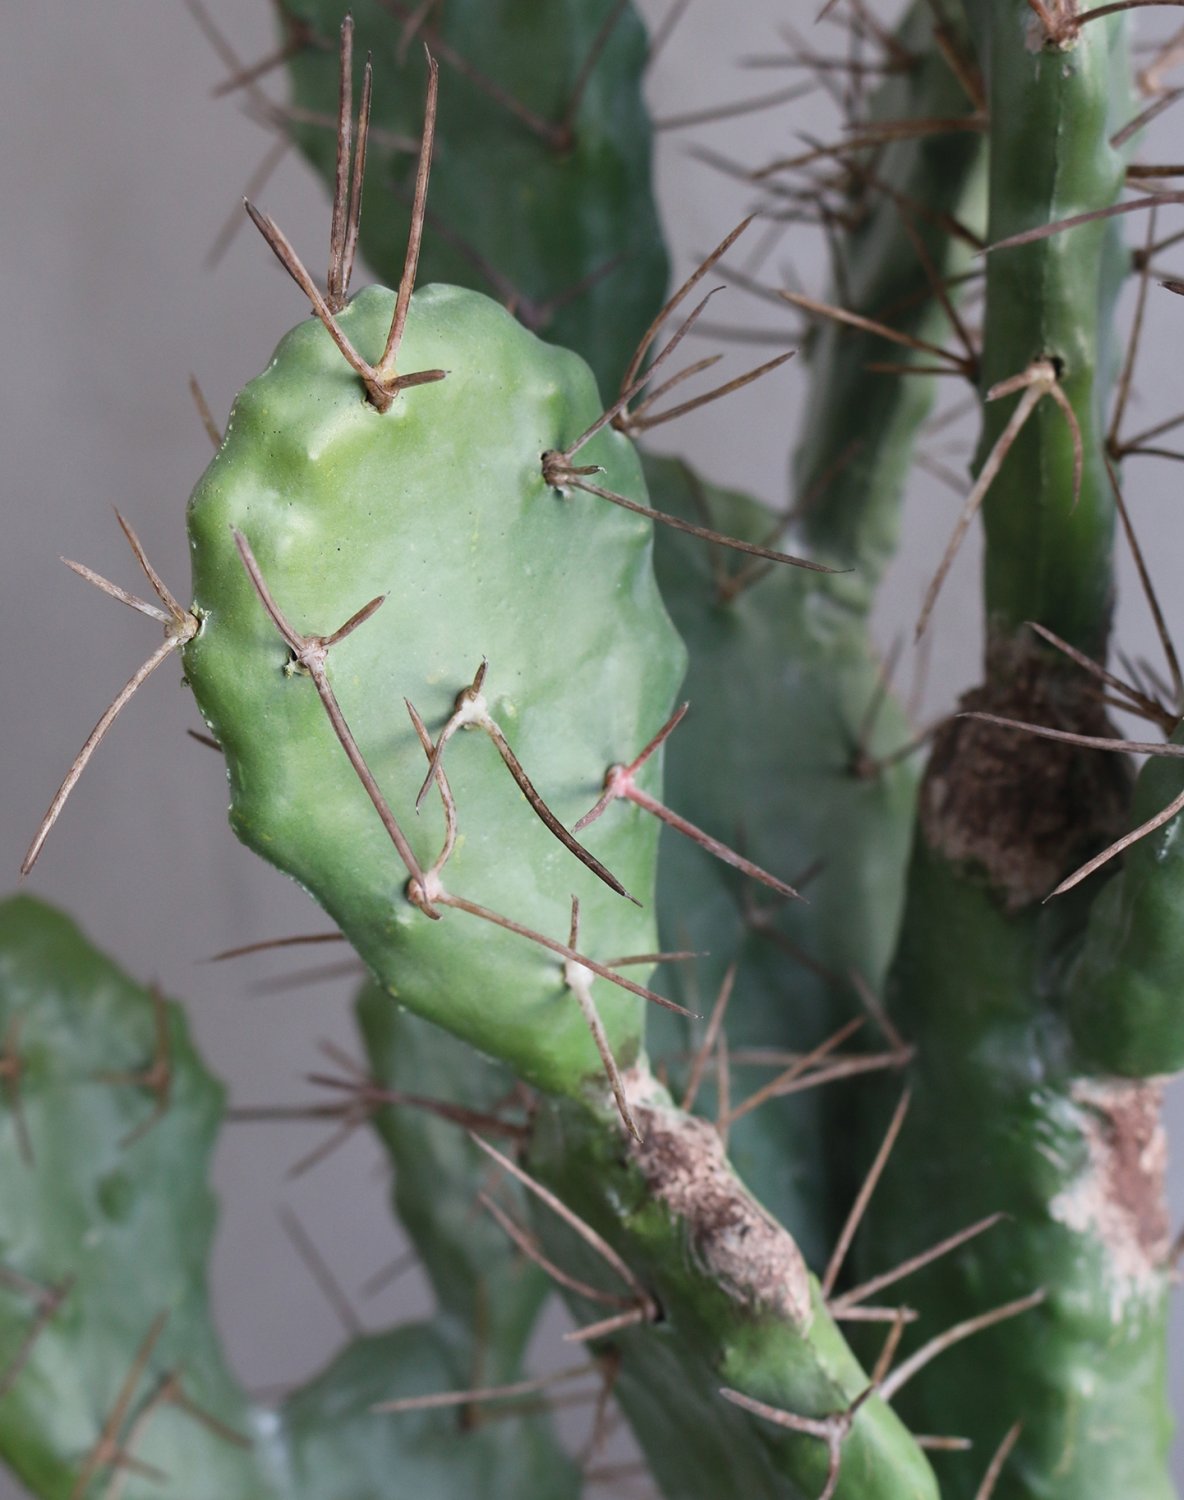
<box><xmin>919</xmin><ymin>632</ymin><xmax>1130</xmax><ymax>910</ymax></box>
<box><xmin>626</xmin><ymin>1072</ymin><xmax>811</xmax><ymax>1326</ymax></box>
<box><xmin>1050</xmin><ymin>1079</ymin><xmax>1169</xmax><ymax>1320</ymax></box>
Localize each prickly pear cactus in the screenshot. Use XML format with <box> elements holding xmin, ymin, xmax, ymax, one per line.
<box><xmin>17</xmin><ymin>0</ymin><xmax>1184</xmax><ymax>1497</ymax></box>
<box><xmin>184</xmin><ymin>280</ymin><xmax>684</xmax><ymax>1099</ymax></box>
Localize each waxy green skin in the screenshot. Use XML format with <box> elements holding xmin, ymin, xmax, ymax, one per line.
<box><xmin>0</xmin><ymin>897</ymin><xmax>578</xmax><ymax>1500</ymax></box>
<box><xmin>858</xmin><ymin>8</ymin><xmax>1175</xmax><ymax>1495</ymax></box>
<box><xmin>966</xmin><ymin>0</ymin><xmax>1131</xmax><ymax>656</ymax></box>
<box><xmin>184</xmin><ymin>283</ymin><xmax>685</xmax><ymax>1100</ymax></box>
<box><xmin>280</xmin><ymin>0</ymin><xmax>667</xmax><ymax>398</ymax></box>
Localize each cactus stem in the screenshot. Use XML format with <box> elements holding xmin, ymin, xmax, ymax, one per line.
<box><xmin>411</xmin><ymin>662</ymin><xmax>636</xmax><ymax>903</ymax></box>
<box><xmin>477</xmin><ymin>1191</ymin><xmax>637</xmax><ymax>1313</ymax></box>
<box><xmin>70</xmin><ymin>1311</ymin><xmax>170</xmax><ymax>1500</ymax></box>
<box><xmin>574</xmin><ymin>706</ymin><xmax>806</xmax><ymax>901</ymax></box>
<box><xmin>822</xmin><ymin>1088</ymin><xmax>911</xmax><ymax>1299</ymax></box>
<box><xmin>975</xmin><ymin>1423</ymin><xmax>1024</xmax><ymax>1500</ymax></box>
<box><xmin>279</xmin><ymin>1205</ymin><xmax>363</xmax><ymax>1337</ymax></box>
<box><xmin>93</xmin><ymin>984</ymin><xmax>173</xmax><ymax>1149</ymax></box>
<box><xmin>680</xmin><ymin>961</ymin><xmax>737</xmax><ymax>1114</ymax></box>
<box><xmin>0</xmin><ymin>1268</ymin><xmax>74</xmax><ymax>1402</ymax></box>
<box><xmin>566</xmin><ymin>898</ymin><xmax>641</xmax><ymax>1142</ymax></box>
<box><xmin>915</xmin><ymin>360</ymin><xmax>1077</xmax><ymax>640</ymax></box>
<box><xmin>832</xmin><ymin>1212</ymin><xmax>1008</xmax><ymax>1314</ymax></box>
<box><xmin>876</xmin><ymin>1290</ymin><xmax>1047</xmax><ymax>1405</ymax></box>
<box><xmin>371</xmin><ymin>1361</ymin><xmax>597</xmax><ymax>1416</ymax></box>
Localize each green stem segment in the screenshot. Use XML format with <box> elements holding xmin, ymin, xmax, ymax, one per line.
<box><xmin>794</xmin><ymin>0</ymin><xmax>984</xmax><ymax>600</ymax></box>
<box><xmin>856</xmin><ymin>9</ymin><xmax>1174</xmax><ymax>1497</ymax></box>
<box><xmin>968</xmin><ymin>0</ymin><xmax>1131</xmax><ymax>655</ymax></box>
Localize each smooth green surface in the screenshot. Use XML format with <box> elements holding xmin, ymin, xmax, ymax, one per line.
<box><xmin>644</xmin><ymin>458</ymin><xmax>918</xmax><ymax>1267</ymax></box>
<box><xmin>793</xmin><ymin>0</ymin><xmax>985</xmax><ymax>598</ymax></box>
<box><xmin>281</xmin><ymin>0</ymin><xmax>668</xmax><ymax>398</ymax></box>
<box><xmin>967</xmin><ymin>0</ymin><xmax>1131</xmax><ymax>654</ymax></box>
<box><xmin>530</xmin><ymin>1085</ymin><xmax>938</xmax><ymax>1500</ymax></box>
<box><xmin>185</xmin><ymin>283</ymin><xmax>685</xmax><ymax>1099</ymax></box>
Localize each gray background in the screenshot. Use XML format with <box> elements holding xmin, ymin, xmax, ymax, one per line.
<box><xmin>2</xmin><ymin>1</ymin><xmax>1183</xmax><ymax>1491</ymax></box>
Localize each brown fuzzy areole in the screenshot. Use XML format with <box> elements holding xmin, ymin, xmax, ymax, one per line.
<box><xmin>920</xmin><ymin>630</ymin><xmax>1131</xmax><ymax>909</ymax></box>
<box><xmin>624</xmin><ymin>1070</ymin><xmax>813</xmax><ymax>1329</ymax></box>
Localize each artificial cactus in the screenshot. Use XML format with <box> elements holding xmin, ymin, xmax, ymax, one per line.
<box><xmin>13</xmin><ymin>0</ymin><xmax>1184</xmax><ymax>1497</ymax></box>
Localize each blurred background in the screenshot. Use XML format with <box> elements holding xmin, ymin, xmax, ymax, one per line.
<box><xmin>2</xmin><ymin>1</ymin><xmax>1184</xmax><ymax>1492</ymax></box>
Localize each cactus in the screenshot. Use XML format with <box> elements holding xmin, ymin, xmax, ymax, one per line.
<box><xmin>12</xmin><ymin>0</ymin><xmax>1184</xmax><ymax>1497</ymax></box>
<box><xmin>0</xmin><ymin>894</ymin><xmax>580</xmax><ymax>1499</ymax></box>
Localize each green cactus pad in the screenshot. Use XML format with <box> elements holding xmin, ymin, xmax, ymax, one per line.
<box><xmin>184</xmin><ymin>283</ymin><xmax>685</xmax><ymax>1100</ymax></box>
